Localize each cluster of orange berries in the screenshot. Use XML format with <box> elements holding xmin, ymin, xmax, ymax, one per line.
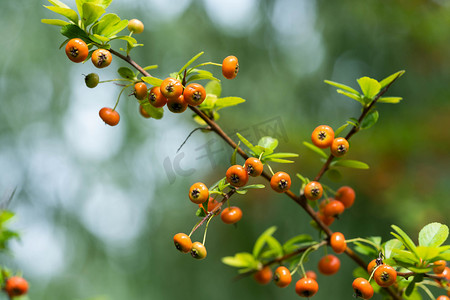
<box><xmin>311</xmin><ymin>125</ymin><xmax>349</xmax><ymax>157</ymax></box>
<box><xmin>2</xmin><ymin>276</ymin><xmax>28</xmax><ymax>298</ymax></box>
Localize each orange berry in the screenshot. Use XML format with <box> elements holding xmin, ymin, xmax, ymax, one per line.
<box><xmin>148</xmin><ymin>86</ymin><xmax>168</xmax><ymax>108</ymax></box>
<box><xmin>317</xmin><ymin>211</ymin><xmax>335</xmax><ymax>226</ymax></box>
<box><xmin>253</xmin><ymin>266</ymin><xmax>272</xmax><ymax>285</ymax></box>
<box><xmin>128</xmin><ymin>19</ymin><xmax>144</xmax><ymax>34</ymax></box>
<box><xmin>367</xmin><ymin>259</ymin><xmax>379</xmax><ymax>274</ymax></box>
<box><xmin>220</xmin><ymin>206</ymin><xmax>242</xmax><ymax>224</ymax></box>
<box><xmin>65</xmin><ymin>38</ymin><xmax>88</xmax><ymax>63</ymax></box>
<box><xmin>318</xmin><ymin>254</ymin><xmax>340</xmax><ymax>275</ymax></box>
<box><xmin>437</xmin><ymin>296</ymin><xmax>450</xmax><ymax>300</ymax></box>
<box><xmin>330</xmin><ymin>232</ymin><xmax>347</xmax><ymax>254</ymax></box>
<box><xmin>134</xmin><ymin>82</ymin><xmax>148</xmax><ymax>100</ymax></box>
<box><xmin>304</xmin><ymin>181</ymin><xmax>323</xmax><ymax>201</ymax></box>
<box><xmin>222</xmin><ymin>55</ymin><xmax>239</xmax><ymax>79</ymax></box>
<box><xmin>91</xmin><ymin>49</ymin><xmax>112</xmax><ymax>68</ymax></box>
<box><xmin>305</xmin><ymin>270</ymin><xmax>317</xmax><ymax>281</ymax></box>
<box><xmin>189</xmin><ymin>182</ymin><xmax>209</xmax><ymax>204</ymax></box>
<box><xmin>352</xmin><ymin>277</ymin><xmax>374</xmax><ymax>299</ymax></box>
<box><xmin>295</xmin><ymin>277</ymin><xmax>319</xmax><ymax>297</ymax></box>
<box><xmin>374</xmin><ymin>264</ymin><xmax>397</xmax><ymax>287</ymax></box>
<box><xmin>270</xmin><ymin>171</ymin><xmax>291</xmax><ymax>193</ymax></box>
<box><xmin>311</xmin><ymin>125</ymin><xmax>334</xmax><ymax>149</ymax></box>
<box><xmin>335</xmin><ymin>186</ymin><xmax>355</xmax><ymax>208</ymax></box>
<box><xmin>139</xmin><ymin>105</ymin><xmax>151</xmax><ymax>118</ymax></box>
<box><xmin>226</xmin><ymin>165</ymin><xmax>249</xmax><ymax>187</ymax></box>
<box><xmin>173</xmin><ymin>233</ymin><xmax>192</xmax><ymax>253</ymax></box>
<box><xmin>190</xmin><ymin>241</ymin><xmax>207</xmax><ymax>259</ymax></box>
<box><xmin>244</xmin><ymin>157</ymin><xmax>264</xmax><ymax>177</ymax></box>
<box><xmin>183</xmin><ymin>83</ymin><xmax>206</xmax><ymax>106</ymax></box>
<box><xmin>198</xmin><ymin>197</ymin><xmax>221</xmax><ymax>215</ymax></box>
<box><xmin>160</xmin><ymin>77</ymin><xmax>183</xmax><ymax>99</ymax></box>
<box><xmin>167</xmin><ymin>94</ymin><xmax>188</xmax><ymax>113</ymax></box>
<box><xmin>4</xmin><ymin>276</ymin><xmax>28</xmax><ymax>297</ymax></box>
<box><xmin>331</xmin><ymin>137</ymin><xmax>349</xmax><ymax>157</ymax></box>
<box><xmin>433</xmin><ymin>260</ymin><xmax>447</xmax><ymax>275</ymax></box>
<box><xmin>274</xmin><ymin>266</ymin><xmax>292</xmax><ymax>288</ymax></box>
<box><xmin>99</xmin><ymin>107</ymin><xmax>120</xmax><ymax>126</ymax></box>
<box><xmin>323</xmin><ymin>200</ymin><xmax>345</xmax><ymax>218</ymax></box>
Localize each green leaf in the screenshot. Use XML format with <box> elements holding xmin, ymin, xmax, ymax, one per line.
<box><xmin>262</xmin><ymin>153</ymin><xmax>299</xmax><ymax>164</ymax></box>
<box><xmin>110</xmin><ymin>36</ymin><xmax>137</xmax><ymax>45</ymax></box>
<box><xmin>178</xmin><ymin>52</ymin><xmax>204</xmax><ymax>74</ymax></box>
<box><xmin>236</xmin><ymin>133</ymin><xmax>255</xmax><ymax>151</ymax></box>
<box><xmin>187</xmin><ymin>74</ymin><xmax>220</xmax><ymax>83</ymax></box>
<box><xmin>418</xmin><ymin>222</ymin><xmax>448</xmax><ymax>247</ymax></box>
<box><xmin>332</xmin><ymin>159</ymin><xmax>369</xmax><ymax>169</ymax></box>
<box><xmin>354</xmin><ymin>242</ymin><xmax>378</xmax><ymax>256</ymax></box>
<box><xmin>118</xmin><ymin>67</ymin><xmax>136</xmax><ymax>80</ymax></box>
<box><xmin>60</xmin><ymin>24</ymin><xmax>90</xmax><ymax>40</ymax></box>
<box><xmin>195</xmin><ymin>207</ymin><xmax>206</xmax><ymax>217</ymax></box>
<box><xmin>41</xmin><ymin>19</ymin><xmax>70</xmax><ymax>26</ymax></box>
<box><xmin>230</xmin><ymin>141</ymin><xmax>240</xmax><ymax>166</ymax></box>
<box><xmin>90</xmin><ymin>34</ymin><xmax>109</xmax><ymax>43</ymax></box>
<box><xmin>0</xmin><ymin>211</ymin><xmax>15</xmax><ymax>223</ymax></box>
<box><xmin>264</xmin><ymin>158</ymin><xmax>295</xmax><ymax>164</ymax></box>
<box><xmin>141</xmin><ymin>77</ymin><xmax>163</xmax><ymax>87</ymax></box>
<box><xmin>378</xmin><ymin>97</ymin><xmax>403</xmax><ymax>104</ymax></box>
<box><xmin>139</xmin><ymin>100</ymin><xmax>164</xmax><ymax>119</ymax></box>
<box><xmin>348</xmin><ymin>118</ymin><xmax>360</xmax><ymax>127</ymax></box>
<box><xmin>283</xmin><ymin>234</ymin><xmax>313</xmax><ymax>249</ymax></box>
<box><xmin>334</xmin><ymin>123</ymin><xmax>349</xmax><ymax>136</ymax></box>
<box><xmin>82</xmin><ymin>3</ymin><xmax>105</xmax><ymax>27</ymax></box>
<box><xmin>103</xmin><ymin>20</ymin><xmax>128</xmax><ymax>38</ymax></box>
<box><xmin>415</xmin><ymin>246</ymin><xmax>441</xmax><ymax>262</ymax></box>
<box><xmin>44</xmin><ymin>6</ymin><xmax>79</xmax><ymax>23</ymax></box>
<box><xmin>324</xmin><ymin>80</ymin><xmax>360</xmax><ymax>95</ymax></box>
<box><xmin>384</xmin><ymin>239</ymin><xmax>404</xmax><ymax>259</ymax></box>
<box><xmin>214</xmin><ymin>97</ymin><xmax>245</xmax><ymax>111</ymax></box>
<box><xmin>391</xmin><ymin>226</ymin><xmax>419</xmax><ymax>258</ymax></box>
<box><xmin>48</xmin><ymin>0</ymin><xmax>70</xmax><ymax>9</ymax></box>
<box><xmin>222</xmin><ymin>252</ymin><xmax>257</xmax><ymax>268</ymax></box>
<box><xmin>337</xmin><ymin>90</ymin><xmax>365</xmax><ymax>105</ymax></box>
<box><xmin>302</xmin><ymin>142</ymin><xmax>328</xmax><ymax>159</ymax></box>
<box><xmin>205</xmin><ymin>81</ymin><xmax>221</xmax><ymax>97</ymax></box>
<box><xmin>296</xmin><ymin>173</ymin><xmax>307</xmax><ymax>184</ymax></box>
<box><xmin>253</xmin><ymin>226</ymin><xmax>277</xmax><ymax>258</ymax></box>
<box><xmin>240</xmin><ymin>184</ymin><xmax>265</xmax><ymax>191</ymax></box>
<box><xmin>405</xmin><ymin>274</ymin><xmax>423</xmax><ymax>297</ymax></box>
<box><xmin>379</xmin><ymin>70</ymin><xmax>405</xmax><ymax>89</ymax></box>
<box><xmin>264</xmin><ymin>235</ymin><xmax>283</xmax><ymax>258</ymax></box>
<box><xmin>264</xmin><ymin>153</ymin><xmax>299</xmax><ymax>159</ymax></box>
<box><xmin>143</xmin><ymin>65</ymin><xmax>158</xmax><ymax>71</ymax></box>
<box><xmin>94</xmin><ymin>13</ymin><xmax>119</xmax><ymax>35</ymax></box>
<box><xmin>257</xmin><ymin>137</ymin><xmax>278</xmax><ymax>151</ymax></box>
<box><xmin>357</xmin><ymin>77</ymin><xmax>381</xmax><ymax>99</ymax></box>
<box><xmin>360</xmin><ymin>110</ymin><xmax>379</xmax><ymax>130</ymax></box>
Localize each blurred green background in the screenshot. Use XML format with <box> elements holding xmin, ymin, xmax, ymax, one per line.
<box><xmin>0</xmin><ymin>0</ymin><xmax>449</xmax><ymax>299</ymax></box>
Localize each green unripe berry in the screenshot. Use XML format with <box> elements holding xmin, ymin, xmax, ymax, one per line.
<box><xmin>128</xmin><ymin>19</ymin><xmax>144</xmax><ymax>34</ymax></box>
<box><xmin>85</xmin><ymin>73</ymin><xmax>99</xmax><ymax>88</ymax></box>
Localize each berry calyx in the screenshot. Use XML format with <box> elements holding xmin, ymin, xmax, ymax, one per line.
<box><xmin>373</xmin><ymin>264</ymin><xmax>397</xmax><ymax>287</ymax></box>
<box><xmin>127</xmin><ymin>19</ymin><xmax>144</xmax><ymax>34</ymax></box>
<box><xmin>244</xmin><ymin>157</ymin><xmax>264</xmax><ymax>177</ymax></box>
<box><xmin>330</xmin><ymin>232</ymin><xmax>347</xmax><ymax>254</ymax></box>
<box><xmin>99</xmin><ymin>107</ymin><xmax>120</xmax><ymax>126</ymax></box>
<box><xmin>220</xmin><ymin>206</ymin><xmax>243</xmax><ymax>224</ymax></box>
<box><xmin>295</xmin><ymin>277</ymin><xmax>319</xmax><ymax>297</ymax></box>
<box><xmin>304</xmin><ymin>181</ymin><xmax>323</xmax><ymax>201</ymax></box>
<box><xmin>85</xmin><ymin>73</ymin><xmax>99</xmax><ymax>88</ymax></box>
<box><xmin>331</xmin><ymin>137</ymin><xmax>349</xmax><ymax>157</ymax></box>
<box><xmin>65</xmin><ymin>38</ymin><xmax>88</xmax><ymax>63</ymax></box>
<box><xmin>133</xmin><ymin>82</ymin><xmax>148</xmax><ymax>100</ymax></box>
<box><xmin>173</xmin><ymin>233</ymin><xmax>192</xmax><ymax>253</ymax></box>
<box><xmin>91</xmin><ymin>49</ymin><xmax>112</xmax><ymax>68</ymax></box>
<box><xmin>335</xmin><ymin>186</ymin><xmax>355</xmax><ymax>208</ymax></box>
<box><xmin>273</xmin><ymin>266</ymin><xmax>292</xmax><ymax>288</ymax></box>
<box><xmin>222</xmin><ymin>55</ymin><xmax>239</xmax><ymax>79</ymax></box>
<box><xmin>318</xmin><ymin>254</ymin><xmax>341</xmax><ymax>275</ymax></box>
<box><xmin>183</xmin><ymin>83</ymin><xmax>206</xmax><ymax>106</ymax></box>
<box><xmin>190</xmin><ymin>241</ymin><xmax>207</xmax><ymax>259</ymax></box>
<box><xmin>352</xmin><ymin>277</ymin><xmax>374</xmax><ymax>299</ymax></box>
<box><xmin>311</xmin><ymin>125</ymin><xmax>335</xmax><ymax>149</ymax></box>
<box><xmin>270</xmin><ymin>171</ymin><xmax>291</xmax><ymax>193</ymax></box>
<box><xmin>253</xmin><ymin>266</ymin><xmax>272</xmax><ymax>285</ymax></box>
<box><xmin>189</xmin><ymin>182</ymin><xmax>209</xmax><ymax>204</ymax></box>
<box><xmin>226</xmin><ymin>165</ymin><xmax>249</xmax><ymax>187</ymax></box>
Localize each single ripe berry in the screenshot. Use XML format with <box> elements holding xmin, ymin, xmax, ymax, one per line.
<box><xmin>148</xmin><ymin>86</ymin><xmax>168</xmax><ymax>108</ymax></box>
<box><xmin>253</xmin><ymin>266</ymin><xmax>272</xmax><ymax>285</ymax></box>
<box><xmin>226</xmin><ymin>165</ymin><xmax>249</xmax><ymax>187</ymax></box>
<box><xmin>270</xmin><ymin>171</ymin><xmax>291</xmax><ymax>193</ymax></box>
<box><xmin>311</xmin><ymin>125</ymin><xmax>335</xmax><ymax>149</ymax></box>
<box><xmin>318</xmin><ymin>254</ymin><xmax>341</xmax><ymax>275</ymax></box>
<box><xmin>305</xmin><ymin>270</ymin><xmax>317</xmax><ymax>281</ymax></box>
<box><xmin>127</xmin><ymin>18</ymin><xmax>144</xmax><ymax>34</ymax></box>
<box><xmin>183</xmin><ymin>83</ymin><xmax>206</xmax><ymax>106</ymax></box>
<box><xmin>190</xmin><ymin>241</ymin><xmax>207</xmax><ymax>259</ymax></box>
<box><xmin>134</xmin><ymin>82</ymin><xmax>148</xmax><ymax>100</ymax></box>
<box><xmin>139</xmin><ymin>105</ymin><xmax>151</xmax><ymax>118</ymax></box>
<box><xmin>167</xmin><ymin>95</ymin><xmax>188</xmax><ymax>113</ymax></box>
<box><xmin>295</xmin><ymin>277</ymin><xmax>319</xmax><ymax>297</ymax></box>
<box><xmin>374</xmin><ymin>264</ymin><xmax>397</xmax><ymax>287</ymax></box>
<box><xmin>220</xmin><ymin>206</ymin><xmax>243</xmax><ymax>224</ymax></box>
<box><xmin>317</xmin><ymin>211</ymin><xmax>335</xmax><ymax>226</ymax></box>
<box><xmin>198</xmin><ymin>197</ymin><xmax>221</xmax><ymax>215</ymax></box>
<box><xmin>4</xmin><ymin>276</ymin><xmax>28</xmax><ymax>297</ymax></box>
<box><xmin>65</xmin><ymin>38</ymin><xmax>89</xmax><ymax>63</ymax></box>
<box><xmin>352</xmin><ymin>277</ymin><xmax>374</xmax><ymax>299</ymax></box>
<box><xmin>99</xmin><ymin>107</ymin><xmax>120</xmax><ymax>126</ymax></box>
<box><xmin>330</xmin><ymin>232</ymin><xmax>347</xmax><ymax>254</ymax></box>
<box><xmin>244</xmin><ymin>157</ymin><xmax>264</xmax><ymax>177</ymax></box>
<box><xmin>433</xmin><ymin>260</ymin><xmax>447</xmax><ymax>275</ymax></box>
<box><xmin>222</xmin><ymin>55</ymin><xmax>239</xmax><ymax>79</ymax></box>
<box><xmin>367</xmin><ymin>259</ymin><xmax>379</xmax><ymax>274</ymax></box>
<box><xmin>91</xmin><ymin>49</ymin><xmax>112</xmax><ymax>68</ymax></box>
<box><xmin>85</xmin><ymin>73</ymin><xmax>99</xmax><ymax>88</ymax></box>
<box><xmin>273</xmin><ymin>266</ymin><xmax>292</xmax><ymax>288</ymax></box>
<box><xmin>173</xmin><ymin>233</ymin><xmax>192</xmax><ymax>253</ymax></box>
<box><xmin>160</xmin><ymin>77</ymin><xmax>183</xmax><ymax>99</ymax></box>
<box><xmin>335</xmin><ymin>186</ymin><xmax>355</xmax><ymax>208</ymax></box>
<box><xmin>331</xmin><ymin>137</ymin><xmax>349</xmax><ymax>157</ymax></box>
<box><xmin>304</xmin><ymin>181</ymin><xmax>323</xmax><ymax>201</ymax></box>
<box><xmin>189</xmin><ymin>182</ymin><xmax>209</xmax><ymax>204</ymax></box>
<box><xmin>437</xmin><ymin>296</ymin><xmax>450</xmax><ymax>300</ymax></box>
<box><xmin>323</xmin><ymin>200</ymin><xmax>345</xmax><ymax>218</ymax></box>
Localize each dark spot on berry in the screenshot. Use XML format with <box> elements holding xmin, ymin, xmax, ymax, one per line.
<box><xmin>318</xmin><ymin>131</ymin><xmax>327</xmax><ymax>141</ymax></box>
<box><xmin>278</xmin><ymin>179</ymin><xmax>288</xmax><ymax>190</ymax></box>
